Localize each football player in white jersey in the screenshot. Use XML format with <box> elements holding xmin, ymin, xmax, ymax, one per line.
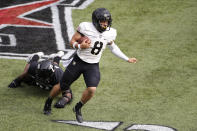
<box><xmin>43</xmin><ymin>8</ymin><xmax>137</xmax><ymax>123</ymax></box>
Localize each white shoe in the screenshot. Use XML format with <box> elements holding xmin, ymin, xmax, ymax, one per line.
<box><xmin>57</xmin><ymin>51</ymin><xmax>64</xmax><ymax>57</ymax></box>
<box><xmin>26</xmin><ymin>52</ymin><xmax>44</xmax><ymax>62</ymax></box>
<box><xmin>49</xmin><ymin>51</ymin><xmax>64</xmax><ymax>59</ymax></box>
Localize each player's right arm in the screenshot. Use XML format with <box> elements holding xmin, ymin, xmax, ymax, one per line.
<box><xmin>70</xmin><ymin>31</ymin><xmax>82</xmax><ymax>49</ymax></box>
<box><xmin>70</xmin><ymin>31</ymin><xmax>91</xmax><ymax>49</ymax></box>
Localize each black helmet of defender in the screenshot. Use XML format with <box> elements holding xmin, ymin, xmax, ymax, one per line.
<box><xmin>36</xmin><ymin>60</ymin><xmax>54</xmax><ymax>78</ymax></box>
<box><xmin>92</xmin><ymin>8</ymin><xmax>112</xmax><ymax>33</ymax></box>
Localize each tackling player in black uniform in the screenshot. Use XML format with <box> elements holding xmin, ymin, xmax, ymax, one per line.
<box><xmin>8</xmin><ymin>51</ymin><xmax>73</xmax><ymax>108</ymax></box>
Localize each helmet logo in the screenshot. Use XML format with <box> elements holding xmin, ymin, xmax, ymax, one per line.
<box><xmin>104</xmin><ymin>14</ymin><xmax>110</xmax><ymax>20</ymax></box>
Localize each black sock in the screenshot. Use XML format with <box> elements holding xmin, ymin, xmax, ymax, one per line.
<box><xmin>75</xmin><ymin>101</ymin><xmax>83</xmax><ymax>110</ymax></box>
<box><xmin>14</xmin><ymin>77</ymin><xmax>22</xmax><ymax>86</ymax></box>
<box><xmin>46</xmin><ymin>97</ymin><xmax>53</xmax><ymax>105</ymax></box>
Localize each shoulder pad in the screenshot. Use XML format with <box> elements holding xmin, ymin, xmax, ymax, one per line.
<box><xmin>103</xmin><ymin>28</ymin><xmax>117</xmax><ymax>42</ymax></box>
<box><xmin>77</xmin><ymin>22</ymin><xmax>94</xmax><ymax>35</ymax></box>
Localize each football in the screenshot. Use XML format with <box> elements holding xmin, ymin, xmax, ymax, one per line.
<box><xmin>77</xmin><ymin>36</ymin><xmax>90</xmax><ymax>44</ymax></box>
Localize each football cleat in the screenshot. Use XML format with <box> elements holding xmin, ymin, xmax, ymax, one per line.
<box><xmin>8</xmin><ymin>79</ymin><xmax>21</xmax><ymax>88</ymax></box>
<box><xmin>73</xmin><ymin>107</ymin><xmax>83</xmax><ymax>123</ymax></box>
<box><xmin>54</xmin><ymin>97</ymin><xmax>67</xmax><ymax>108</ymax></box>
<box><xmin>8</xmin><ymin>80</ymin><xmax>18</xmax><ymax>88</ymax></box>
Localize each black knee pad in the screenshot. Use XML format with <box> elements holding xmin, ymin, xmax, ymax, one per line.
<box><xmin>62</xmin><ymin>89</ymin><xmax>73</xmax><ymax>99</ymax></box>
<box><xmin>62</xmin><ymin>89</ymin><xmax>72</xmax><ymax>96</ymax></box>
<box><xmin>61</xmin><ymin>89</ymin><xmax>73</xmax><ymax>104</ymax></box>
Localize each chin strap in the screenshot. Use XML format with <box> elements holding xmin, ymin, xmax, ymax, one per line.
<box><xmin>107</xmin><ymin>42</ymin><xmax>129</xmax><ymax>61</ymax></box>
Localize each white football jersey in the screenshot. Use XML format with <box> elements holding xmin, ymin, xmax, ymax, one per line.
<box><xmin>76</xmin><ymin>22</ymin><xmax>117</xmax><ymax>63</ymax></box>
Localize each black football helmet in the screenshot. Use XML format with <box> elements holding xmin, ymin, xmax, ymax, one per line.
<box><xmin>36</xmin><ymin>60</ymin><xmax>54</xmax><ymax>78</ymax></box>
<box><xmin>92</xmin><ymin>8</ymin><xmax>112</xmax><ymax>33</ymax></box>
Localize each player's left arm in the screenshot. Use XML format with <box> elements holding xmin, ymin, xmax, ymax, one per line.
<box><xmin>107</xmin><ymin>41</ymin><xmax>137</xmax><ymax>63</ymax></box>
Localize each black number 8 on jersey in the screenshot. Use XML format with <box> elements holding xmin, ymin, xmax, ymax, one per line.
<box><xmin>91</xmin><ymin>41</ymin><xmax>103</xmax><ymax>55</ymax></box>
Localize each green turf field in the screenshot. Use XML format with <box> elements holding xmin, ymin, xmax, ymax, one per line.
<box><xmin>0</xmin><ymin>0</ymin><xmax>197</xmax><ymax>131</ymax></box>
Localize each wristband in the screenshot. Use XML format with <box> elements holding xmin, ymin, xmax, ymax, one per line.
<box><xmin>78</xmin><ymin>44</ymin><xmax>81</xmax><ymax>49</ymax></box>
<box><xmin>72</xmin><ymin>42</ymin><xmax>78</xmax><ymax>49</ymax></box>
